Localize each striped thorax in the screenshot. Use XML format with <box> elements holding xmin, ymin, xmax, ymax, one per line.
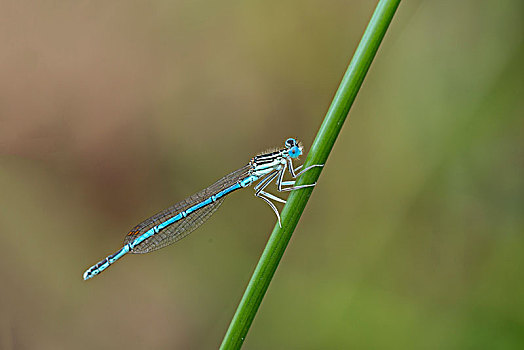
<box><xmin>247</xmin><ymin>138</ymin><xmax>302</xmax><ymax>180</ymax></box>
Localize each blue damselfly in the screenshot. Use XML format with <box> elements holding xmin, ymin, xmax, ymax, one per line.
<box><xmin>83</xmin><ymin>138</ymin><xmax>323</xmax><ymax>280</ymax></box>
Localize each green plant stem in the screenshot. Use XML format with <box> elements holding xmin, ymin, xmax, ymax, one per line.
<box><xmin>220</xmin><ymin>0</ymin><xmax>401</xmax><ymax>348</ymax></box>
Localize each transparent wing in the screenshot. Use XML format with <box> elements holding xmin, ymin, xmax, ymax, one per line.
<box><xmin>123</xmin><ymin>164</ymin><xmax>251</xmax><ymax>253</ymax></box>
<box><xmin>126</xmin><ymin>197</ymin><xmax>224</xmax><ymax>253</ymax></box>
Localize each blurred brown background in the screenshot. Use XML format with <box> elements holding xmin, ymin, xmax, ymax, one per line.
<box><xmin>0</xmin><ymin>0</ymin><xmax>523</xmax><ymax>349</ymax></box>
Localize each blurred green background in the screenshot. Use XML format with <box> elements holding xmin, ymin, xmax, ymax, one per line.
<box><xmin>1</xmin><ymin>0</ymin><xmax>523</xmax><ymax>349</ymax></box>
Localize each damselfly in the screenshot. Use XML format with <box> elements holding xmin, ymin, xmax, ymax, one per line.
<box><xmin>83</xmin><ymin>138</ymin><xmax>323</xmax><ymax>280</ymax></box>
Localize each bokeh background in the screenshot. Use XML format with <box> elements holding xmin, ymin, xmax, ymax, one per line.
<box><xmin>1</xmin><ymin>0</ymin><xmax>523</xmax><ymax>349</ymax></box>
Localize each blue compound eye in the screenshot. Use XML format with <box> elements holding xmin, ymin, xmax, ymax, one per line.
<box><xmin>285</xmin><ymin>138</ymin><xmax>296</xmax><ymax>148</ymax></box>
<box><xmin>288</xmin><ymin>146</ymin><xmax>301</xmax><ymax>158</ymax></box>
